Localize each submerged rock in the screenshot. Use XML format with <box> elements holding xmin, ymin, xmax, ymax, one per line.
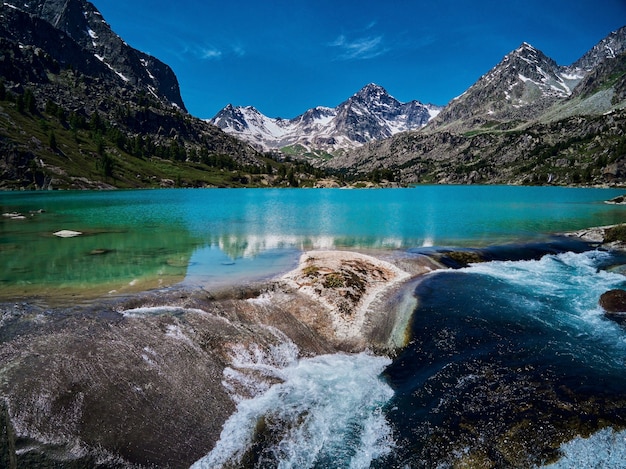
<box><xmin>604</xmin><ymin>311</ymin><xmax>626</xmax><ymax>326</ymax></box>
<box><xmin>53</xmin><ymin>230</ymin><xmax>83</xmax><ymax>238</ymax></box>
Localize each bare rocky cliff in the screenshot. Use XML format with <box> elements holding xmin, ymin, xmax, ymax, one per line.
<box><xmin>0</xmin><ymin>1</ymin><xmax>265</xmax><ymax>189</ymax></box>
<box><xmin>13</xmin><ymin>0</ymin><xmax>186</xmax><ymax>109</ymax></box>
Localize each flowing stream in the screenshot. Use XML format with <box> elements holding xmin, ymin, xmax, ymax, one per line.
<box><xmin>189</xmin><ymin>246</ymin><xmax>626</xmax><ymax>468</ymax></box>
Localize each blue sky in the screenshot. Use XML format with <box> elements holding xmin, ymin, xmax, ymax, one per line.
<box><xmin>91</xmin><ymin>0</ymin><xmax>626</xmax><ymax>119</ymax></box>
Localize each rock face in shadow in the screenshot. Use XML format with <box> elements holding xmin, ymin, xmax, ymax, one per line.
<box><xmin>0</xmin><ymin>251</ymin><xmax>417</xmax><ymax>468</ymax></box>
<box><xmin>10</xmin><ymin>0</ymin><xmax>186</xmax><ymax>109</ymax></box>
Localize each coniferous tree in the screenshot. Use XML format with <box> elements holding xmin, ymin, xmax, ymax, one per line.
<box><xmin>287</xmin><ymin>167</ymin><xmax>298</xmax><ymax>187</ymax></box>
<box><xmin>49</xmin><ymin>131</ymin><xmax>58</xmax><ymax>151</ymax></box>
<box><xmin>90</xmin><ymin>111</ymin><xmax>103</xmax><ymax>132</ymax></box>
<box><xmin>101</xmin><ymin>153</ymin><xmax>114</xmax><ymax>178</ymax></box>
<box><xmin>16</xmin><ymin>94</ymin><xmax>24</xmax><ymax>113</ymax></box>
<box><xmin>45</xmin><ymin>99</ymin><xmax>57</xmax><ymax>115</ymax></box>
<box><xmin>24</xmin><ymin>88</ymin><xmax>36</xmax><ymax>114</ymax></box>
<box><xmin>95</xmin><ymin>134</ymin><xmax>105</xmax><ymax>156</ymax></box>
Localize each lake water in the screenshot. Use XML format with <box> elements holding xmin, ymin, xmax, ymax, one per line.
<box><xmin>1</xmin><ymin>186</ymin><xmax>625</xmax><ymax>300</ymax></box>
<box><xmin>2</xmin><ymin>186</ymin><xmax>626</xmax><ymax>468</ymax></box>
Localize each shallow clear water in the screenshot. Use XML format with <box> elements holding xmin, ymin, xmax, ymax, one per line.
<box><xmin>1</xmin><ymin>186</ymin><xmax>625</xmax><ymax>299</ymax></box>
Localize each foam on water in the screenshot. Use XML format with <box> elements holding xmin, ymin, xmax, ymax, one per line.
<box><xmin>191</xmin><ymin>335</ymin><xmax>394</xmax><ymax>469</ymax></box>
<box><xmin>539</xmin><ymin>428</ymin><xmax>626</xmax><ymax>469</ymax></box>
<box><xmin>119</xmin><ymin>306</ymin><xmax>210</xmax><ymax>317</ymax></box>
<box><xmin>459</xmin><ymin>250</ymin><xmax>626</xmax><ymax>366</ymax></box>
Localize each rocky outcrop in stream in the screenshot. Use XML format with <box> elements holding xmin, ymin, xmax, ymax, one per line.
<box><xmin>0</xmin><ymin>251</ymin><xmax>432</xmax><ymax>468</ymax></box>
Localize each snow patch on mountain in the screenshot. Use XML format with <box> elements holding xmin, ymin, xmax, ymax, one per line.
<box><xmin>209</xmin><ymin>84</ymin><xmax>441</xmax><ymax>153</ymax></box>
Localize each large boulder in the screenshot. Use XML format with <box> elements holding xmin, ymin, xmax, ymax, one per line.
<box><xmin>599</xmin><ymin>289</ymin><xmax>626</xmax><ymax>326</ymax></box>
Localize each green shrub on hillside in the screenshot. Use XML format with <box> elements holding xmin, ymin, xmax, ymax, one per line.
<box><xmin>604</xmin><ymin>224</ymin><xmax>626</xmax><ymax>243</ymax></box>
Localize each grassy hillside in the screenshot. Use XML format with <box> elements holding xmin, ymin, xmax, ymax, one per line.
<box><xmin>0</xmin><ymin>86</ymin><xmax>331</xmax><ymax>190</ymax></box>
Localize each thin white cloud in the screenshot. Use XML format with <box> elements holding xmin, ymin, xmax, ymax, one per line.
<box><xmin>329</xmin><ymin>33</ymin><xmax>388</xmax><ymax>60</ymax></box>
<box><xmin>201</xmin><ymin>48</ymin><xmax>223</xmax><ymax>60</ymax></box>
<box><xmin>176</xmin><ymin>42</ymin><xmax>245</xmax><ymax>61</ymax></box>
<box><xmin>231</xmin><ymin>44</ymin><xmax>246</xmax><ymax>57</ymax></box>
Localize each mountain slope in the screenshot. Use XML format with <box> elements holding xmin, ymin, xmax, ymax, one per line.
<box><xmin>427</xmin><ymin>43</ymin><xmax>584</xmax><ymax>132</ymax></box>
<box><xmin>326</xmin><ymin>27</ymin><xmax>626</xmax><ymax>186</ymax></box>
<box><xmin>210</xmin><ymin>83</ymin><xmax>441</xmax><ymax>155</ymax></box>
<box><xmin>570</xmin><ymin>25</ymin><xmax>626</xmax><ymax>71</ymax></box>
<box><xmin>0</xmin><ymin>1</ymin><xmax>273</xmax><ymax>189</ymax></box>
<box><xmin>428</xmin><ymin>26</ymin><xmax>626</xmax><ymax>134</ymax></box>
<box><xmin>10</xmin><ymin>0</ymin><xmax>185</xmax><ymax>109</ymax></box>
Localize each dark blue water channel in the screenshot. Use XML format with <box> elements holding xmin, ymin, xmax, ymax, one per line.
<box><xmin>380</xmin><ymin>241</ymin><xmax>626</xmax><ymax>468</ymax></box>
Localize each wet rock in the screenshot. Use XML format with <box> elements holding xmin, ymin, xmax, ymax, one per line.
<box><xmin>566</xmin><ymin>224</ymin><xmax>626</xmax><ymax>250</ymax></box>
<box><xmin>604</xmin><ymin>311</ymin><xmax>626</xmax><ymax>326</ymax></box>
<box><xmin>0</xmin><ymin>271</ymin><xmax>364</xmax><ymax>467</ymax></box>
<box><xmin>599</xmin><ymin>289</ymin><xmax>626</xmax><ymax>326</ymax></box>
<box><xmin>436</xmin><ymin>249</ymin><xmax>485</xmax><ymax>268</ymax></box>
<box><xmin>0</xmin><ymin>251</ymin><xmax>425</xmax><ymax>467</ymax></box>
<box><xmin>599</xmin><ymin>289</ymin><xmax>626</xmax><ymax>312</ymax></box>
<box><xmin>602</xmin><ymin>224</ymin><xmax>626</xmax><ymax>243</ymax></box>
<box><xmin>606</xmin><ymin>195</ymin><xmax>626</xmax><ymax>204</ymax></box>
<box><xmin>2</xmin><ymin>212</ymin><xmax>26</xmax><ymax>220</ymax></box>
<box><xmin>53</xmin><ymin>230</ymin><xmax>83</xmax><ymax>238</ymax></box>
<box><xmin>0</xmin><ymin>300</ymin><xmax>290</xmax><ymax>467</ymax></box>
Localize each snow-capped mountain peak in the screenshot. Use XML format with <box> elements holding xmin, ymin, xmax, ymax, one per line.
<box><xmin>429</xmin><ymin>41</ymin><xmax>590</xmax><ymax>131</ymax></box>
<box><xmin>571</xmin><ymin>25</ymin><xmax>626</xmax><ymax>71</ymax></box>
<box><xmin>209</xmin><ymin>84</ymin><xmax>442</xmax><ymax>154</ymax></box>
<box><xmin>352</xmin><ymin>83</ymin><xmax>394</xmax><ymax>102</ymax></box>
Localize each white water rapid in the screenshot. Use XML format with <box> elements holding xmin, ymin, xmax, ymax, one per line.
<box><xmin>191</xmin><ymin>330</ymin><xmax>395</xmax><ymax>469</ymax></box>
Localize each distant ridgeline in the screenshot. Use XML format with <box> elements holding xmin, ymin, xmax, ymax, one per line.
<box><xmin>0</xmin><ymin>1</ymin><xmax>625</xmax><ymax>189</ymax></box>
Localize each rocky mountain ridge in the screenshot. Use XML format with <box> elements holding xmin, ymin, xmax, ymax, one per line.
<box><xmin>0</xmin><ymin>0</ymin><xmax>331</xmax><ymax>189</ymax></box>
<box><xmin>570</xmin><ymin>25</ymin><xmax>626</xmax><ymax>71</ymax></box>
<box><xmin>210</xmin><ymin>83</ymin><xmax>441</xmax><ymax>155</ymax></box>
<box><xmin>4</xmin><ymin>0</ymin><xmax>185</xmax><ymax>109</ymax></box>
<box><xmin>426</xmin><ymin>26</ymin><xmax>626</xmax><ymax>134</ymax></box>
<box><xmin>325</xmin><ymin>26</ymin><xmax>626</xmax><ymax>186</ymax></box>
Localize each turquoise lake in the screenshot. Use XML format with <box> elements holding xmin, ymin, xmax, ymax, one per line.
<box><xmin>1</xmin><ymin>186</ymin><xmax>625</xmax><ymax>300</ymax></box>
